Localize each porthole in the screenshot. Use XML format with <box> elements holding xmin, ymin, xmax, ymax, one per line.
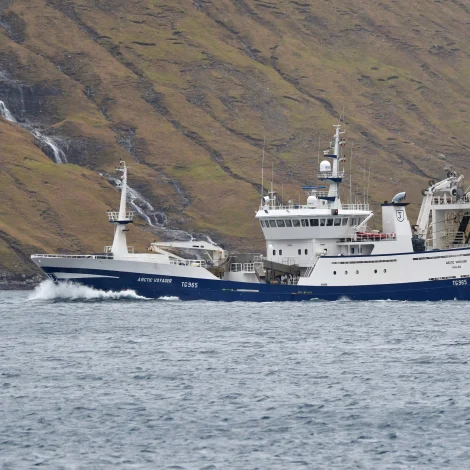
<box><xmin>384</xmin><ymin>269</ymin><xmax>387</xmax><ymax>273</ymax></box>
<box><xmin>333</xmin><ymin>271</ymin><xmax>337</xmax><ymax>275</ymax></box>
<box><xmin>374</xmin><ymin>269</ymin><xmax>377</xmax><ymax>274</ymax></box>
<box><xmin>345</xmin><ymin>270</ymin><xmax>348</xmax><ymax>275</ymax></box>
<box><xmin>356</xmin><ymin>270</ymin><xmax>359</xmax><ymax>274</ymax></box>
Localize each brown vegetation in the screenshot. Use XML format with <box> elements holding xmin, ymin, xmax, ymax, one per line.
<box><xmin>0</xmin><ymin>0</ymin><xmax>470</xmax><ymax>281</ymax></box>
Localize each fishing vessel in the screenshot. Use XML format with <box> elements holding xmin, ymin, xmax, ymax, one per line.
<box><xmin>31</xmin><ymin>125</ymin><xmax>470</xmax><ymax>301</ymax></box>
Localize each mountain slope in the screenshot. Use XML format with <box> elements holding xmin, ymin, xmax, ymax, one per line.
<box><xmin>0</xmin><ymin>0</ymin><xmax>470</xmax><ymax>285</ymax></box>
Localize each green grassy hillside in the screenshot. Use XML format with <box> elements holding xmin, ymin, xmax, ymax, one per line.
<box><xmin>0</xmin><ymin>0</ymin><xmax>470</xmax><ymax>284</ymax></box>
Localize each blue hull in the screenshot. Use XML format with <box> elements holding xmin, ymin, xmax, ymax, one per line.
<box><xmin>43</xmin><ymin>267</ymin><xmax>470</xmax><ymax>301</ymax></box>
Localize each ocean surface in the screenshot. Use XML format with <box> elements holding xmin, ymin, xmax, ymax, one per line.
<box><xmin>1</xmin><ymin>282</ymin><xmax>470</xmax><ymax>469</ymax></box>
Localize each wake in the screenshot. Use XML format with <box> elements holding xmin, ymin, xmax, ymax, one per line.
<box><xmin>28</xmin><ymin>280</ymin><xmax>149</xmax><ymax>301</ymax></box>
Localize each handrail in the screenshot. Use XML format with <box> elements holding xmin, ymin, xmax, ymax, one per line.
<box><xmin>258</xmin><ymin>203</ymin><xmax>370</xmax><ymax>211</ymax></box>
<box><xmin>32</xmin><ymin>253</ymin><xmax>113</xmax><ymax>260</ymax></box>
<box><xmin>317</xmin><ymin>170</ymin><xmax>345</xmax><ymax>179</ymax></box>
<box><xmin>170</xmin><ymin>259</ymin><xmax>206</xmax><ymax>268</ymax></box>
<box><xmin>107</xmin><ymin>210</ymin><xmax>135</xmax><ymax>221</ymax></box>
<box><xmin>304</xmin><ymin>255</ymin><xmax>320</xmax><ymax>277</ymax></box>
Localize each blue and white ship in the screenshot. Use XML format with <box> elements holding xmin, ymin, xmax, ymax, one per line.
<box><xmin>31</xmin><ymin>125</ymin><xmax>470</xmax><ymax>301</ymax></box>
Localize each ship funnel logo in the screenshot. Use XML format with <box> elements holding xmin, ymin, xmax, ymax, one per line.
<box><xmin>396</xmin><ymin>210</ymin><xmax>405</xmax><ymax>222</ymax></box>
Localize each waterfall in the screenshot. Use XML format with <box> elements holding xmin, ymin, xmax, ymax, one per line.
<box><xmin>30</xmin><ymin>129</ymin><xmax>67</xmax><ymax>164</ymax></box>
<box><xmin>0</xmin><ymin>98</ymin><xmax>67</xmax><ymax>164</ymax></box>
<box><xmin>109</xmin><ymin>176</ymin><xmax>194</xmax><ymax>242</ymax></box>
<box><xmin>0</xmin><ymin>100</ymin><xmax>16</xmax><ymax>122</ymax></box>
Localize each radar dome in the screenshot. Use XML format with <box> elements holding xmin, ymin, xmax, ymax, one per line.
<box><xmin>307</xmin><ymin>195</ymin><xmax>318</xmax><ymax>208</ymax></box>
<box><xmin>319</xmin><ymin>160</ymin><xmax>331</xmax><ymax>172</ymax></box>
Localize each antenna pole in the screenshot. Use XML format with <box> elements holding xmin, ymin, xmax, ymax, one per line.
<box><xmin>366</xmin><ymin>161</ymin><xmax>372</xmax><ymax>202</ymax></box>
<box><xmin>261</xmin><ymin>136</ymin><xmax>265</xmax><ymax>205</ymax></box>
<box><xmin>363</xmin><ymin>153</ymin><xmax>366</xmax><ymax>205</ymax></box>
<box><xmin>317</xmin><ymin>133</ymin><xmax>321</xmax><ymax>165</ymax></box>
<box><xmin>349</xmin><ymin>142</ymin><xmax>353</xmax><ymax>203</ymax></box>
<box><xmin>271</xmin><ymin>155</ymin><xmax>274</xmax><ymax>208</ymax></box>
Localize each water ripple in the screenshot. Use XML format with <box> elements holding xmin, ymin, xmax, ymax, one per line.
<box><xmin>1</xmin><ymin>291</ymin><xmax>470</xmax><ymax>468</ymax></box>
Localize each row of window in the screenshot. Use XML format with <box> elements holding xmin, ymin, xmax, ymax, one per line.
<box><xmin>273</xmin><ymin>249</ymin><xmax>308</xmax><ymax>256</ymax></box>
<box><xmin>333</xmin><ymin>269</ymin><xmax>387</xmax><ymax>275</ymax></box>
<box><xmin>261</xmin><ymin>218</ymin><xmax>364</xmax><ymax>228</ymax></box>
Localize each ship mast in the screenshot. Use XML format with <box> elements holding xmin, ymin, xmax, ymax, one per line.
<box><xmin>318</xmin><ymin>124</ymin><xmax>344</xmax><ymax>210</ymax></box>
<box><xmin>109</xmin><ymin>161</ymin><xmax>134</xmax><ymax>257</ymax></box>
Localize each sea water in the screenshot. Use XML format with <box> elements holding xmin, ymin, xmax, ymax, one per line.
<box><xmin>1</xmin><ymin>282</ymin><xmax>470</xmax><ymax>469</ymax></box>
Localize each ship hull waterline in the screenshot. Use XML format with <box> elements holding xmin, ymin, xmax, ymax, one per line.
<box><xmin>38</xmin><ymin>266</ymin><xmax>470</xmax><ymax>302</ymax></box>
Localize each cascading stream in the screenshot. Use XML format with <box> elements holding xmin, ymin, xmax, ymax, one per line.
<box><xmin>108</xmin><ymin>176</ymin><xmax>196</xmax><ymax>243</ymax></box>
<box><xmin>0</xmin><ymin>99</ymin><xmax>67</xmax><ymax>164</ymax></box>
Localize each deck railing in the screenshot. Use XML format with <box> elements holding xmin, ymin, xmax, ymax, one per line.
<box><xmin>107</xmin><ymin>210</ymin><xmax>135</xmax><ymax>222</ymax></box>
<box><xmin>258</xmin><ymin>202</ymin><xmax>370</xmax><ymax>211</ymax></box>
<box><xmin>170</xmin><ymin>259</ymin><xmax>206</xmax><ymax>268</ymax></box>
<box><xmin>317</xmin><ymin>170</ymin><xmax>345</xmax><ymax>179</ymax></box>
<box><xmin>31</xmin><ymin>253</ymin><xmax>113</xmax><ymax>260</ymax></box>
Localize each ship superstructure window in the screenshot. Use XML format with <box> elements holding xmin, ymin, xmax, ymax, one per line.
<box><xmin>279</xmin><ymin>250</ymin><xmax>283</xmax><ymax>255</ymax></box>
<box><xmin>320</xmin><ymin>219</ymin><xmax>326</xmax><ymax>226</ymax></box>
<box><xmin>310</xmin><ymin>219</ymin><xmax>319</xmax><ymax>226</ymax></box>
<box><xmin>327</xmin><ymin>218</ymin><xmax>333</xmax><ymax>226</ymax></box>
<box><xmin>273</xmin><ymin>250</ymin><xmax>276</xmax><ymax>255</ymax></box>
<box><xmin>301</xmin><ymin>219</ymin><xmax>309</xmax><ymax>227</ymax></box>
<box><xmin>277</xmin><ymin>220</ymin><xmax>285</xmax><ymax>227</ymax></box>
<box><xmin>334</xmin><ymin>218</ymin><xmax>341</xmax><ymax>226</ymax></box>
<box><xmin>342</xmin><ymin>218</ymin><xmax>348</xmax><ymax>226</ymax></box>
<box><xmin>293</xmin><ymin>220</ymin><xmax>301</xmax><ymax>227</ymax></box>
<box><xmin>285</xmin><ymin>219</ymin><xmax>292</xmax><ymax>227</ymax></box>
<box><xmin>269</xmin><ymin>220</ymin><xmax>276</xmax><ymax>227</ymax></box>
<box><xmin>298</xmin><ymin>249</ymin><xmax>301</xmax><ymax>255</ymax></box>
<box><xmin>351</xmin><ymin>218</ymin><xmax>357</xmax><ymax>226</ymax></box>
<box><xmin>260</xmin><ymin>220</ymin><xmax>265</xmax><ymax>227</ymax></box>
<box><xmin>305</xmin><ymin>249</ymin><xmax>308</xmax><ymax>255</ymax></box>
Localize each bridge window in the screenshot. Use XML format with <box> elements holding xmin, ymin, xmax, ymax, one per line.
<box><xmin>269</xmin><ymin>220</ymin><xmax>277</xmax><ymax>227</ymax></box>
<box><xmin>276</xmin><ymin>220</ymin><xmax>285</xmax><ymax>227</ymax></box>
<box><xmin>327</xmin><ymin>218</ymin><xmax>334</xmax><ymax>226</ymax></box>
<box><xmin>310</xmin><ymin>219</ymin><xmax>319</xmax><ymax>226</ymax></box>
<box><xmin>293</xmin><ymin>219</ymin><xmax>301</xmax><ymax>227</ymax></box>
<box><xmin>320</xmin><ymin>219</ymin><xmax>326</xmax><ymax>226</ymax></box>
<box><xmin>260</xmin><ymin>220</ymin><xmax>265</xmax><ymax>227</ymax></box>
<box><xmin>285</xmin><ymin>219</ymin><xmax>292</xmax><ymax>227</ymax></box>
<box><xmin>342</xmin><ymin>218</ymin><xmax>348</xmax><ymax>226</ymax></box>
<box><xmin>334</xmin><ymin>218</ymin><xmax>341</xmax><ymax>226</ymax></box>
<box><xmin>301</xmin><ymin>219</ymin><xmax>309</xmax><ymax>227</ymax></box>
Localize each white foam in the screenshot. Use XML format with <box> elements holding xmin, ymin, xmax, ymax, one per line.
<box><xmin>28</xmin><ymin>280</ymin><xmax>148</xmax><ymax>301</ymax></box>
<box><xmin>158</xmin><ymin>296</ymin><xmax>181</xmax><ymax>301</ymax></box>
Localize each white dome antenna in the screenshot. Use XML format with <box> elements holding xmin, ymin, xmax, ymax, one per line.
<box><xmin>391</xmin><ymin>192</ymin><xmax>406</xmax><ymax>203</ymax></box>
<box><xmin>319</xmin><ymin>160</ymin><xmax>331</xmax><ymax>172</ymax></box>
